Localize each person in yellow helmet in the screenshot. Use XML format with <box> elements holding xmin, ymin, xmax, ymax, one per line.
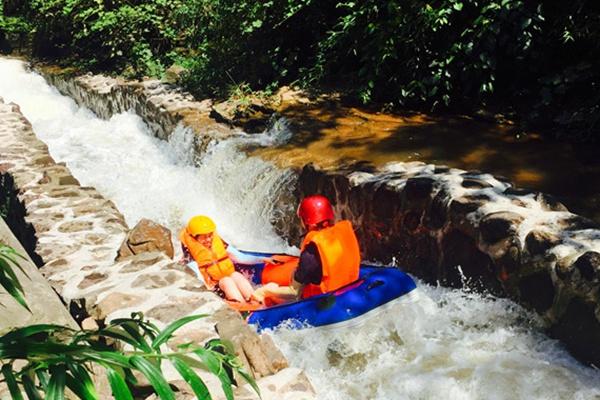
<box><xmin>180</xmin><ymin>215</ymin><xmax>255</xmax><ymax>304</ymax></box>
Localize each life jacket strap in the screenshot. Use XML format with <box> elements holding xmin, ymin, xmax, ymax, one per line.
<box><xmin>197</xmin><ymin>256</ymin><xmax>229</xmax><ymax>270</ymax></box>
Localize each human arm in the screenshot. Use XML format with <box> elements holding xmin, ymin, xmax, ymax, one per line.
<box><xmin>226</xmin><ymin>244</ymin><xmax>268</xmax><ymax>265</ymax></box>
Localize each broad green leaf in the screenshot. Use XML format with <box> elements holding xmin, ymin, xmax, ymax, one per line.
<box><xmin>0</xmin><ymin>264</ymin><xmax>30</xmax><ymax>311</ymax></box>
<box><xmin>22</xmin><ymin>374</ymin><xmax>42</xmax><ymax>400</ymax></box>
<box><xmin>36</xmin><ymin>370</ymin><xmax>49</xmax><ymax>391</ymax></box>
<box><xmin>95</xmin><ymin>326</ymin><xmax>140</xmax><ymax>348</ymax></box>
<box><xmin>66</xmin><ymin>364</ymin><xmax>99</xmax><ymax>399</ymax></box>
<box><xmin>84</xmin><ymin>350</ymin><xmax>131</xmax><ymax>368</ymax></box>
<box><xmin>46</xmin><ymin>365</ymin><xmax>67</xmax><ymax>400</ymax></box>
<box><xmin>235</xmin><ymin>367</ymin><xmax>260</xmax><ymax>397</ymax></box>
<box><xmin>170</xmin><ymin>356</ymin><xmax>211</xmax><ymax>399</ymax></box>
<box><xmin>0</xmin><ymin>324</ymin><xmax>66</xmax><ymax>342</ymax></box>
<box><xmin>2</xmin><ymin>364</ymin><xmax>24</xmax><ymax>400</ymax></box>
<box><xmin>129</xmin><ymin>355</ymin><xmax>175</xmax><ymax>400</ymax></box>
<box><xmin>193</xmin><ymin>349</ymin><xmax>234</xmax><ymax>400</ymax></box>
<box><xmin>152</xmin><ymin>315</ymin><xmax>207</xmax><ymax>350</ymax></box>
<box><xmin>118</xmin><ymin>321</ymin><xmax>152</xmax><ymax>352</ymax></box>
<box><xmin>104</xmin><ymin>366</ymin><xmax>134</xmax><ymax>400</ymax></box>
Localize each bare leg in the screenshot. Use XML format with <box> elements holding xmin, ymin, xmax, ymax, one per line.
<box><xmin>219</xmin><ymin>276</ymin><xmax>245</xmax><ymax>303</ymax></box>
<box><xmin>231</xmin><ymin>271</ymin><xmax>254</xmax><ymax>301</ymax></box>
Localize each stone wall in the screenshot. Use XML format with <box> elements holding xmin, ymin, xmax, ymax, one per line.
<box><xmin>42</xmin><ymin>70</ymin><xmax>235</xmax><ymax>149</ymax></box>
<box><xmin>297</xmin><ymin>163</ymin><xmax>600</xmax><ymax>365</ymax></box>
<box><xmin>0</xmin><ymin>97</ymin><xmax>315</xmax><ymax>399</ymax></box>
<box><xmin>36</xmin><ymin>67</ymin><xmax>600</xmax><ymax>367</ymax></box>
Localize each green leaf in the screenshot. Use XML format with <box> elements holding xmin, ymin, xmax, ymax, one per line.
<box><xmin>170</xmin><ymin>356</ymin><xmax>211</xmax><ymax>399</ymax></box>
<box><xmin>235</xmin><ymin>367</ymin><xmax>260</xmax><ymax>397</ymax></box>
<box><xmin>116</xmin><ymin>321</ymin><xmax>152</xmax><ymax>352</ymax></box>
<box><xmin>105</xmin><ymin>366</ymin><xmax>134</xmax><ymax>400</ymax></box>
<box><xmin>66</xmin><ymin>364</ymin><xmax>99</xmax><ymax>399</ymax></box>
<box><xmin>22</xmin><ymin>374</ymin><xmax>42</xmax><ymax>400</ymax></box>
<box><xmin>193</xmin><ymin>349</ymin><xmax>234</xmax><ymax>400</ymax></box>
<box><xmin>0</xmin><ymin>257</ymin><xmax>30</xmax><ymax>311</ymax></box>
<box><xmin>0</xmin><ymin>324</ymin><xmax>67</xmax><ymax>342</ymax></box>
<box><xmin>2</xmin><ymin>364</ymin><xmax>24</xmax><ymax>400</ymax></box>
<box><xmin>46</xmin><ymin>365</ymin><xmax>67</xmax><ymax>400</ymax></box>
<box><xmin>129</xmin><ymin>356</ymin><xmax>175</xmax><ymax>400</ymax></box>
<box><xmin>152</xmin><ymin>315</ymin><xmax>207</xmax><ymax>350</ymax></box>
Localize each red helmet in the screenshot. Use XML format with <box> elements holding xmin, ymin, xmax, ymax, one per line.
<box><xmin>297</xmin><ymin>195</ymin><xmax>334</xmax><ymax>227</ymax></box>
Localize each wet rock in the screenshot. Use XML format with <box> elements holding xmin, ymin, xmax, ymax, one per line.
<box><xmin>503</xmin><ymin>187</ymin><xmax>535</xmax><ymax>197</ymax></box>
<box><xmin>525</xmin><ymin>230</ymin><xmax>561</xmax><ymax>257</ymax></box>
<box><xmin>116</xmin><ymin>218</ymin><xmax>174</xmax><ymax>260</ymax></box>
<box><xmin>119</xmin><ymin>252</ymin><xmax>164</xmax><ymax>273</ymax></box>
<box><xmin>78</xmin><ymin>272</ymin><xmax>108</xmax><ymax>289</ymax></box>
<box><xmin>440</xmin><ymin>230</ymin><xmax>500</xmax><ymax>293</ymax></box>
<box><xmin>403</xmin><ymin>177</ymin><xmax>435</xmax><ymax>206</ymax></box>
<box><xmin>479</xmin><ymin>211</ymin><xmax>524</xmax><ymax>244</ymax></box>
<box><xmin>573</xmin><ymin>252</ymin><xmax>600</xmax><ymax>281</ymax></box>
<box><xmin>518</xmin><ymin>271</ymin><xmax>555</xmax><ymax>313</ymax></box>
<box><xmin>551</xmin><ymin>298</ymin><xmax>600</xmax><ymax>367</ymax></box>
<box><xmin>131</xmin><ymin>271</ymin><xmax>182</xmax><ymax>289</ymax></box>
<box><xmin>559</xmin><ymin>215</ymin><xmax>600</xmax><ymax>231</ymax></box>
<box><xmin>92</xmin><ymin>293</ymin><xmax>145</xmax><ymax>319</ymax></box>
<box><xmin>461</xmin><ymin>177</ymin><xmax>493</xmax><ymax>189</ymax></box>
<box><xmin>215</xmin><ymin>310</ymin><xmax>288</xmax><ymax>379</ymax></box>
<box><xmin>449</xmin><ymin>196</ymin><xmax>483</xmax><ymax>216</ymax></box>
<box><xmin>402</xmin><ymin>211</ymin><xmax>422</xmax><ymax>233</ymax></box>
<box><xmin>423</xmin><ymin>190</ymin><xmax>448</xmax><ymax>230</ymax></box>
<box><xmin>163</xmin><ymin>64</ymin><xmax>187</xmax><ymax>85</ymax></box>
<box><xmin>58</xmin><ymin>220</ymin><xmax>94</xmax><ymax>233</ymax></box>
<box><xmin>496</xmin><ymin>239</ymin><xmax>522</xmax><ymax>276</ymax></box>
<box><xmin>535</xmin><ymin>192</ymin><xmax>569</xmax><ymax>212</ymax></box>
<box><xmin>146</xmin><ymin>296</ymin><xmax>208</xmax><ymax>323</ymax></box>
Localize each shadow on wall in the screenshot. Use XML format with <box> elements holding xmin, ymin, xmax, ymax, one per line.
<box><xmin>0</xmin><ymin>171</ymin><xmax>43</xmax><ymax>266</ymax></box>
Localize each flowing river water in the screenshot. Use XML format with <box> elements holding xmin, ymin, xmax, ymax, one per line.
<box><xmin>1</xmin><ymin>58</ymin><xmax>600</xmax><ymax>399</ymax></box>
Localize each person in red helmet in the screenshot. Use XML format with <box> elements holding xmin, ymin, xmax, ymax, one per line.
<box><xmin>253</xmin><ymin>195</ymin><xmax>361</xmax><ymax>304</ymax></box>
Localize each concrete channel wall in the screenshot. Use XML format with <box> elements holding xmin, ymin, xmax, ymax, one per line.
<box><xmin>0</xmin><ymin>97</ymin><xmax>315</xmax><ymax>400</ymax></box>
<box><xmin>37</xmin><ymin>68</ymin><xmax>600</xmax><ymax>367</ymax></box>
<box><xmin>0</xmin><ymin>217</ymin><xmax>76</xmax><ymax>330</ymax></box>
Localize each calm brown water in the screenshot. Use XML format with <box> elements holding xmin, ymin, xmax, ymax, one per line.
<box><xmin>254</xmin><ymin>104</ymin><xmax>600</xmax><ymax>223</ymax></box>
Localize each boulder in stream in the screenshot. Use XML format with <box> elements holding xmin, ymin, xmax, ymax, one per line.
<box><xmin>116</xmin><ymin>218</ymin><xmax>174</xmax><ymax>260</ymax></box>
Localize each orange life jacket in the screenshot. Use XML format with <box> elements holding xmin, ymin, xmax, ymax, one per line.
<box><xmin>179</xmin><ymin>229</ymin><xmax>235</xmax><ymax>287</ymax></box>
<box><xmin>300</xmin><ymin>220</ymin><xmax>360</xmax><ymax>298</ymax></box>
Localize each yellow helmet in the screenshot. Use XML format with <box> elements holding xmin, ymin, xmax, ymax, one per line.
<box><xmin>187</xmin><ymin>215</ymin><xmax>216</xmax><ymax>236</ymax></box>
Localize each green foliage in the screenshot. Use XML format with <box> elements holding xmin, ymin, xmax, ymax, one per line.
<box><xmin>0</xmin><ymin>243</ymin><xmax>29</xmax><ymax>311</ymax></box>
<box><xmin>0</xmin><ymin>245</ymin><xmax>259</xmax><ymax>399</ymax></box>
<box><xmin>0</xmin><ymin>1</ymin><xmax>32</xmax><ymax>42</ymax></box>
<box><xmin>25</xmin><ymin>0</ymin><xmax>182</xmax><ymax>75</ymax></box>
<box><xmin>0</xmin><ymin>313</ymin><xmax>259</xmax><ymax>399</ymax></box>
<box><xmin>10</xmin><ymin>0</ymin><xmax>600</xmax><ymax>138</ymax></box>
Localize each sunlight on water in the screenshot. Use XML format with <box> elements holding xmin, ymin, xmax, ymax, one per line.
<box><xmin>2</xmin><ymin>57</ymin><xmax>600</xmax><ymax>400</ymax></box>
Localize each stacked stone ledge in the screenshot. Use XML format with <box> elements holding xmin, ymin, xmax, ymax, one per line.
<box><xmin>0</xmin><ymin>98</ymin><xmax>315</xmax><ymax>399</ymax></box>
<box><xmin>40</xmin><ymin>67</ymin><xmax>236</xmax><ymax>152</ymax></box>
<box><xmin>297</xmin><ymin>162</ymin><xmax>600</xmax><ymax>366</ymax></box>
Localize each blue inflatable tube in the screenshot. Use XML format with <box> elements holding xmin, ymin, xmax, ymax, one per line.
<box><xmin>237</xmin><ymin>250</ymin><xmax>417</xmax><ymax>331</ymax></box>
